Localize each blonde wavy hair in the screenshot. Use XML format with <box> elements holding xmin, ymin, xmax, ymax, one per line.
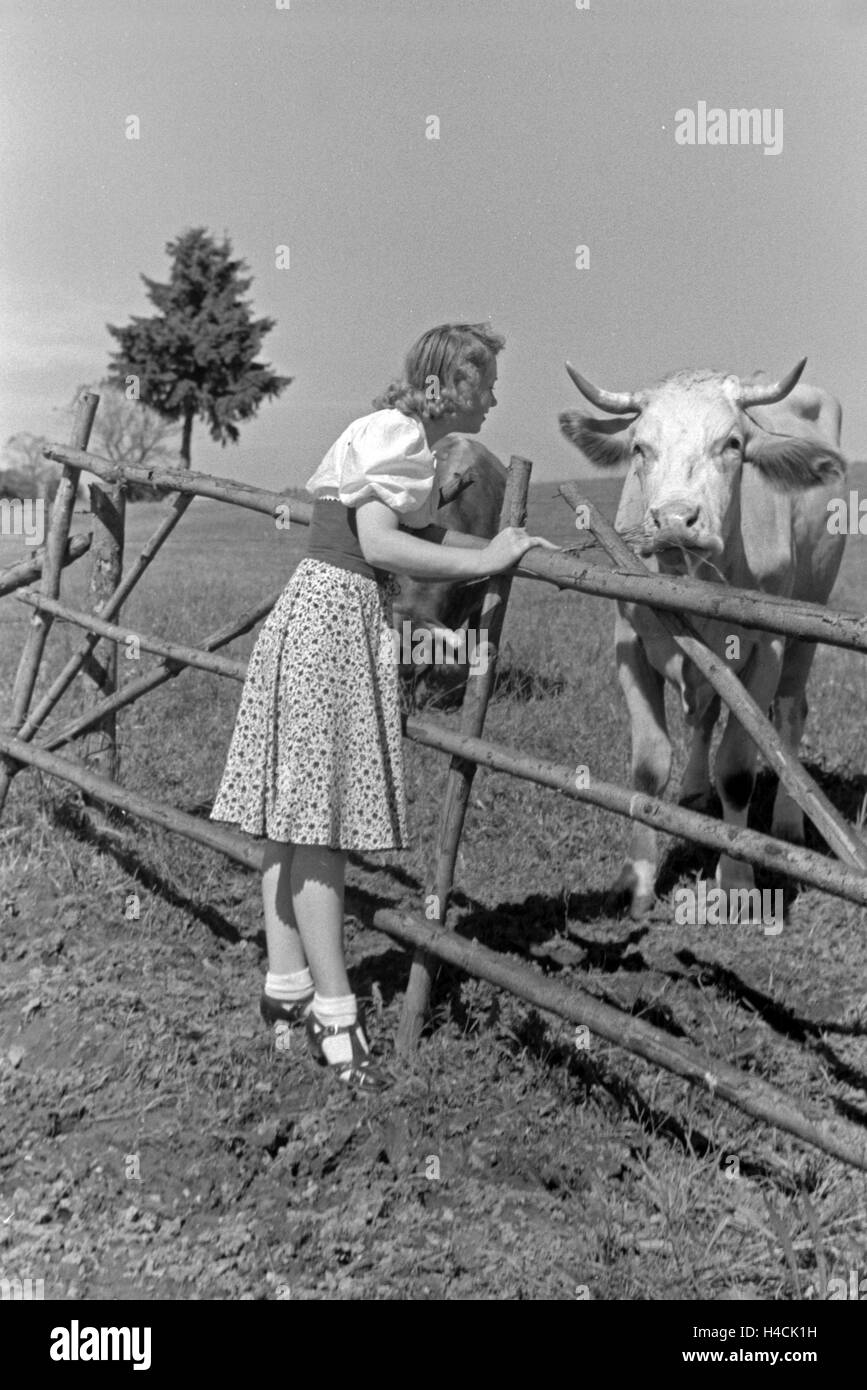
<box><xmin>372</xmin><ymin>322</ymin><xmax>505</xmax><ymax>420</ymax></box>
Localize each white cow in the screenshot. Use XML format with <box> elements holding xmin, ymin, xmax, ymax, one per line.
<box><xmin>559</xmin><ymin>359</ymin><xmax>848</xmax><ymax>916</ymax></box>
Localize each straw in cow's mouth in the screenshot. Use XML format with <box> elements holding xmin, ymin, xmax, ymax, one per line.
<box><xmin>651</xmin><ymin>542</ymin><xmax>729</xmax><ymax>584</ymax></box>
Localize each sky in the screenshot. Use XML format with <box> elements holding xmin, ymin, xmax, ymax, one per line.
<box><xmin>2</xmin><ymin>0</ymin><xmax>866</xmax><ymax>492</ymax></box>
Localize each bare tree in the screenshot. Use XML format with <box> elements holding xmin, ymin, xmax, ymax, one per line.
<box><xmin>1</xmin><ymin>432</ymin><xmax>64</xmax><ymax>502</ymax></box>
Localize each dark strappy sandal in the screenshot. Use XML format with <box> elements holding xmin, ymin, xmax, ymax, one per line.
<box><xmin>260</xmin><ymin>990</ymin><xmax>315</xmax><ymax>1052</ymax></box>
<box><xmin>305</xmin><ymin>1010</ymin><xmax>389</xmax><ymax>1092</ymax></box>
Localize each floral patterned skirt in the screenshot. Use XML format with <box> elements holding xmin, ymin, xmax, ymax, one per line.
<box><xmin>209</xmin><ymin>558</ymin><xmax>409</xmax><ymax>850</ymax></box>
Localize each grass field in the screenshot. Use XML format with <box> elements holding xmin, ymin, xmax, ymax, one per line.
<box><xmin>1</xmin><ymin>461</ymin><xmax>865</xmax><ymax>1300</ymax></box>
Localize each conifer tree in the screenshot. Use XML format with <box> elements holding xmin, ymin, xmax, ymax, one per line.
<box><xmin>107</xmin><ymin>228</ymin><xmax>291</xmax><ymax>469</ymax></box>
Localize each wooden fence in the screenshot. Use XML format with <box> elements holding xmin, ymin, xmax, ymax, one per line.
<box><xmin>1</xmin><ymin>391</ymin><xmax>866</xmax><ymax>1171</ymax></box>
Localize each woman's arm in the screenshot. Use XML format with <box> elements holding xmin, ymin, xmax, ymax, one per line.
<box><xmin>410</xmin><ymin>523</ymin><xmax>487</xmax><ymax>551</ymax></box>
<box><xmin>442</xmin><ymin>529</ymin><xmax>489</xmax><ymax>550</ymax></box>
<box><xmin>355</xmin><ymin>499</ymin><xmax>556</xmax><ymax>579</ymax></box>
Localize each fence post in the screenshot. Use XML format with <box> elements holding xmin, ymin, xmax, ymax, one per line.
<box><xmin>81</xmin><ymin>467</ymin><xmax>126</xmax><ymax>785</ymax></box>
<box><xmin>396</xmin><ymin>456</ymin><xmax>533</xmax><ymax>1055</ymax></box>
<box><xmin>0</xmin><ymin>391</ymin><xmax>99</xmax><ymax>820</ymax></box>
<box><xmin>12</xmin><ymin>493</ymin><xmax>194</xmax><ymax>745</ymax></box>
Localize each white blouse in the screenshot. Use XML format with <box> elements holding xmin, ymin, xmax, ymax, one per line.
<box><xmin>305</xmin><ymin>409</ymin><xmax>438</xmax><ymax>529</ymax></box>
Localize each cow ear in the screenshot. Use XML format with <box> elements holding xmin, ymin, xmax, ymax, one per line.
<box><xmin>744</xmin><ymin>427</ymin><xmax>847</xmax><ymax>490</ymax></box>
<box><xmin>559</xmin><ymin>412</ymin><xmax>633</xmax><ymax>468</ymax></box>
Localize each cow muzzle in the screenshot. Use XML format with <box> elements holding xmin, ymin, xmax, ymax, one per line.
<box><xmin>641</xmin><ymin>500</ymin><xmax>722</xmax><ymax>556</ymax></box>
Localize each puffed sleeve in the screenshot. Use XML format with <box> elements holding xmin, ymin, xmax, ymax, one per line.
<box><xmin>335</xmin><ymin>411</ymin><xmax>437</xmax><ymax>516</ymax></box>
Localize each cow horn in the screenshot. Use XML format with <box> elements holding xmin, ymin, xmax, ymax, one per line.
<box><xmin>736</xmin><ymin>357</ymin><xmax>807</xmax><ymax>407</ymax></box>
<box><xmin>565</xmin><ymin>362</ymin><xmax>641</xmax><ymax>415</ymax></box>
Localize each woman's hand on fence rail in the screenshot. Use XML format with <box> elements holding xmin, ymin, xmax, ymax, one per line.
<box><xmin>478</xmin><ymin>527</ymin><xmax>559</xmax><ymax>574</ymax></box>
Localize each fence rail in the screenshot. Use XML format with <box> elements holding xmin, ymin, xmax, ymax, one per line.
<box><xmin>39</xmin><ymin>441</ymin><xmax>867</xmax><ymax>653</ymax></box>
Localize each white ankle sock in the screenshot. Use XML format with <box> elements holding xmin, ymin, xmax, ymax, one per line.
<box><xmin>265</xmin><ymin>968</ymin><xmax>314</xmax><ymax>1001</ymax></box>
<box><xmin>312</xmin><ymin>992</ymin><xmax>360</xmax><ymax>1068</ymax></box>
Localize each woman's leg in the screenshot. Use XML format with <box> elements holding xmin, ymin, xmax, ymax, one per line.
<box><xmin>261</xmin><ymin>839</ymin><xmax>308</xmax><ymax>974</ymax></box>
<box><xmin>289</xmin><ymin>845</ymin><xmax>351</xmax><ymax>997</ymax></box>
<box><xmin>291</xmin><ymin>845</ymin><xmax>385</xmax><ymax>1088</ymax></box>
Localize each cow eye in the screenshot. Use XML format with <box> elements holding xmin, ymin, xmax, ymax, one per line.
<box><xmin>726</xmin><ymin>435</ymin><xmax>742</xmax><ymax>451</ymax></box>
<box><xmin>631</xmin><ymin>443</ymin><xmax>645</xmax><ymax>461</ymax></box>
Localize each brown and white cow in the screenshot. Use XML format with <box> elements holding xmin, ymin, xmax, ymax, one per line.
<box><xmin>392</xmin><ymin>434</ymin><xmax>506</xmax><ymax>697</ymax></box>
<box><xmin>559</xmin><ymin>359</ymin><xmax>848</xmax><ymax>916</ymax></box>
